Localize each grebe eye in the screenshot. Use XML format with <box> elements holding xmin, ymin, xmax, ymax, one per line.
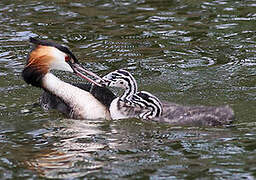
<box><xmin>65</xmin><ymin>56</ymin><xmax>71</xmax><ymax>62</ymax></box>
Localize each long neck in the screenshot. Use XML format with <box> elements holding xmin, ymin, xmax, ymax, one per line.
<box><xmin>131</xmin><ymin>92</ymin><xmax>163</xmax><ymax>118</ymax></box>
<box><xmin>120</xmin><ymin>78</ymin><xmax>138</xmax><ymax>102</ymax></box>
<box><xmin>144</xmin><ymin>99</ymin><xmax>163</xmax><ymax>118</ymax></box>
<box><xmin>41</xmin><ymin>73</ymin><xmax>111</xmax><ymax>120</ymax></box>
<box><xmin>42</xmin><ymin>73</ymin><xmax>84</xmax><ymax>107</ymax></box>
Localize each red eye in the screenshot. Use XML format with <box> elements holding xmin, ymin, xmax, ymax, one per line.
<box><xmin>65</xmin><ymin>56</ymin><xmax>70</xmax><ymax>62</ymax></box>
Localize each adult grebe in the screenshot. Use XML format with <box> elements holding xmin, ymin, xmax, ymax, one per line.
<box><xmin>22</xmin><ymin>37</ymin><xmax>115</xmax><ymax>119</ymax></box>
<box><xmin>102</xmin><ymin>69</ymin><xmax>235</xmax><ymax>126</ymax></box>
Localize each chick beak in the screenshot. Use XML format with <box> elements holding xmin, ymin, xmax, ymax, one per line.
<box><xmin>71</xmin><ymin>63</ymin><xmax>104</xmax><ymax>87</ymax></box>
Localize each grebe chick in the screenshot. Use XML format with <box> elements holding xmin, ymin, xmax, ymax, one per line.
<box><xmin>102</xmin><ymin>69</ymin><xmax>234</xmax><ymax>126</ymax></box>
<box><xmin>22</xmin><ymin>37</ymin><xmax>115</xmax><ymax>119</ymax></box>
<box><xmin>102</xmin><ymin>69</ymin><xmax>163</xmax><ymax>120</ymax></box>
<box><xmin>131</xmin><ymin>91</ymin><xmax>163</xmax><ymax>119</ymax></box>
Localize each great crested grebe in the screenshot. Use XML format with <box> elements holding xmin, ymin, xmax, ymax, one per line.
<box><xmin>22</xmin><ymin>37</ymin><xmax>116</xmax><ymax>119</ymax></box>
<box><xmin>102</xmin><ymin>69</ymin><xmax>235</xmax><ymax>126</ymax></box>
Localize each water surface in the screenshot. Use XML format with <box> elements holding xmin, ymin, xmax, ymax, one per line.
<box><xmin>0</xmin><ymin>0</ymin><xmax>256</xmax><ymax>179</ymax></box>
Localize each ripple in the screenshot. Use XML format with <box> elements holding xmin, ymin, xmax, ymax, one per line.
<box><xmin>0</xmin><ymin>0</ymin><xmax>256</xmax><ymax>179</ymax></box>
<box><xmin>33</xmin><ymin>5</ymin><xmax>56</xmax><ymax>12</ymax></box>
<box><xmin>215</xmin><ymin>23</ymin><xmax>238</xmax><ymax>29</ymax></box>
<box><xmin>147</xmin><ymin>15</ymin><xmax>182</xmax><ymax>23</ymax></box>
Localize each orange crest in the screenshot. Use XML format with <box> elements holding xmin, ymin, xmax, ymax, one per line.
<box><xmin>26</xmin><ymin>45</ymin><xmax>55</xmax><ymax>74</ymax></box>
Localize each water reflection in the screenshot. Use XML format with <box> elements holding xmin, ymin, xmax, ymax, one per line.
<box><xmin>26</xmin><ymin>119</ymin><xmax>106</xmax><ymax>178</ymax></box>
<box><xmin>22</xmin><ymin>118</ymin><xmax>251</xmax><ymax>179</ymax></box>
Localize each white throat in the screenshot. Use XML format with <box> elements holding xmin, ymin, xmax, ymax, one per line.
<box><xmin>42</xmin><ymin>73</ymin><xmax>110</xmax><ymax>120</ymax></box>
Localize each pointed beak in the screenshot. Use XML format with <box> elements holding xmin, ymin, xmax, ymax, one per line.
<box><xmin>71</xmin><ymin>63</ymin><xmax>104</xmax><ymax>87</ymax></box>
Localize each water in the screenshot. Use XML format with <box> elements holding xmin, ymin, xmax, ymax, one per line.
<box><xmin>0</xmin><ymin>0</ymin><xmax>256</xmax><ymax>179</ymax></box>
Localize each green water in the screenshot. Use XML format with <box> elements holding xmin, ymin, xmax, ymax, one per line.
<box><xmin>0</xmin><ymin>0</ymin><xmax>255</xmax><ymax>179</ymax></box>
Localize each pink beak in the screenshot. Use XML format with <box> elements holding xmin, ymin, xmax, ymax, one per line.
<box><xmin>72</xmin><ymin>63</ymin><xmax>104</xmax><ymax>87</ymax></box>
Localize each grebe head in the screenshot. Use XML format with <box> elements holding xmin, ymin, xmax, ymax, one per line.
<box><xmin>22</xmin><ymin>37</ymin><xmax>102</xmax><ymax>87</ymax></box>
<box><xmin>102</xmin><ymin>69</ymin><xmax>137</xmax><ymax>90</ymax></box>
<box><xmin>102</xmin><ymin>69</ymin><xmax>138</xmax><ymax>101</ymax></box>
